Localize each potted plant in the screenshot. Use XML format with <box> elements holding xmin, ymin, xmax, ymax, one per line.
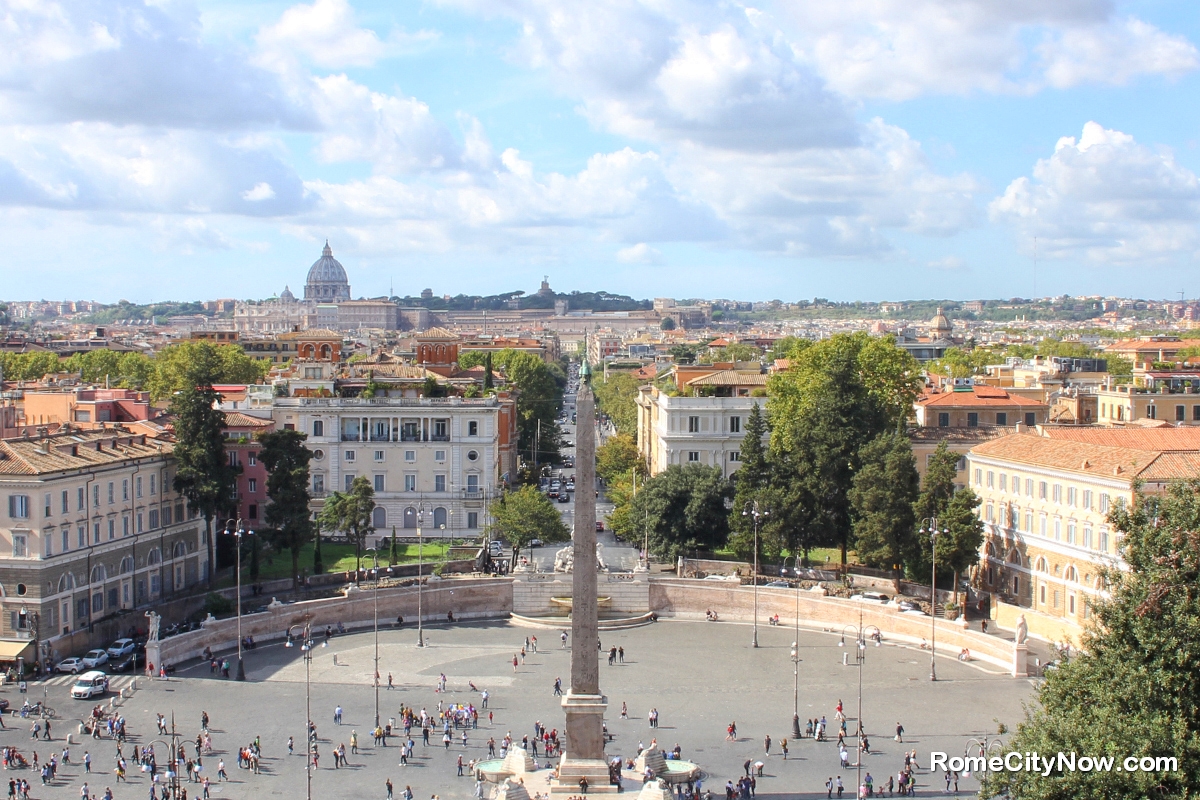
<box><xmin>943</xmin><ymin>601</ymin><xmax>960</xmax><ymax>621</ymax></box>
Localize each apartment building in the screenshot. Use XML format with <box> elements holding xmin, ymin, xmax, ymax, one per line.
<box><xmin>967</xmin><ymin>430</ymin><xmax>1200</xmax><ymax>635</ymax></box>
<box><xmin>0</xmin><ymin>428</ymin><xmax>206</xmax><ymax>661</ymax></box>
<box><xmin>914</xmin><ymin>385</ymin><xmax>1048</xmax><ymax>429</ymax></box>
<box><xmin>636</xmin><ymin>385</ymin><xmax>760</xmax><ymax>477</ymax></box>
<box><xmin>271</xmin><ymin>395</ymin><xmax>518</xmax><ymax>543</ymax></box>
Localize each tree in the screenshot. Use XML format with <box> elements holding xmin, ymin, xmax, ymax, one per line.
<box><xmin>257</xmin><ymin>429</ymin><xmax>315</xmax><ymax>587</ymax></box>
<box><xmin>591</xmin><ymin>372</ymin><xmax>641</xmax><ymax>438</ymax></box>
<box><xmin>937</xmin><ymin>485</ymin><xmax>984</xmax><ymax>606</ymax></box>
<box><xmin>910</xmin><ymin>441</ymin><xmax>982</xmax><ymax>603</ymax></box>
<box><xmin>728</xmin><ymin>404</ymin><xmax>773</xmax><ymax>559</ymax></box>
<box><xmin>630</xmin><ymin>465</ymin><xmax>733</xmax><ymax>560</ymax></box>
<box><xmin>389</xmin><ymin>527</ymin><xmax>399</xmax><ymax>566</ymax></box>
<box><xmin>483</xmin><ymin>352</ymin><xmax>494</xmax><ymax>391</ymax></box>
<box><xmin>668</xmin><ymin>344</ymin><xmax>698</xmax><ymax>365</ymax></box>
<box><xmin>318</xmin><ymin>476</ymin><xmax>376</xmax><ymax>583</ymax></box>
<box><xmin>596</xmin><ymin>434</ymin><xmax>644</xmax><ymax>485</ymax></box>
<box><xmin>981</xmin><ymin>481</ymin><xmax>1200</xmax><ymax>800</ymax></box>
<box><xmin>659</xmin><ymin>316</ymin><xmax>676</xmax><ymax>331</ymax></box>
<box><xmin>487</xmin><ymin>485</ymin><xmax>570</xmax><ymax>556</ymax></box>
<box><xmin>848</xmin><ymin>431</ymin><xmax>919</xmax><ymax>572</ymax></box>
<box><xmin>147</xmin><ymin>341</ymin><xmax>268</xmax><ymax>401</ymax></box>
<box><xmin>171</xmin><ymin>377</ymin><xmax>239</xmax><ymax>588</ymax></box>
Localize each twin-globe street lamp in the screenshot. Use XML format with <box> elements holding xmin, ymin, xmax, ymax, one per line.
<box><xmin>781</xmin><ymin>556</ymin><xmax>803</xmax><ymax>738</ymax></box>
<box><xmin>286</xmin><ymin>619</ymin><xmax>326</xmax><ymax>800</ymax></box>
<box><xmin>919</xmin><ymin>517</ymin><xmax>949</xmax><ymax>682</ymax></box>
<box><xmin>839</xmin><ymin>609</ymin><xmax>881</xmax><ymax>798</ymax></box>
<box><xmin>223</xmin><ymin>518</ymin><xmax>255</xmax><ymax>681</ymax></box>
<box><xmin>363</xmin><ymin>547</ymin><xmax>395</xmax><ymax>729</ymax></box>
<box><xmin>743</xmin><ymin>500</ymin><xmax>768</xmax><ymax>648</ymax></box>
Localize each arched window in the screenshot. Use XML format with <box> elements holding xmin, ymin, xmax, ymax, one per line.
<box><xmin>403</xmin><ymin>507</ymin><xmax>417</xmax><ymax>529</ymax></box>
<box><xmin>119</xmin><ymin>557</ymin><xmax>134</xmax><ymax>575</ymax></box>
<box><xmin>147</xmin><ymin>548</ymin><xmax>161</xmax><ymax>566</ymax></box>
<box><xmin>985</xmin><ymin>541</ymin><xmax>997</xmax><ymax>558</ymax></box>
<box><xmin>173</xmin><ymin>541</ymin><xmax>187</xmax><ymax>559</ymax></box>
<box><xmin>1035</xmin><ymin>557</ymin><xmax>1048</xmax><ymax>573</ymax></box>
<box><xmin>91</xmin><ymin>564</ymin><xmax>107</xmax><ymax>584</ymax></box>
<box><xmin>1065</xmin><ymin>566</ymin><xmax>1078</xmax><ymax>583</ymax></box>
<box><xmin>57</xmin><ymin>573</ymin><xmax>75</xmax><ymax>593</ymax></box>
<box><xmin>372</xmin><ymin>507</ymin><xmax>387</xmax><ymax>529</ymax></box>
<box><xmin>1008</xmin><ymin>550</ymin><xmax>1023</xmax><ymax>567</ymax></box>
<box><xmin>320</xmin><ymin>344</ymin><xmax>332</xmax><ymax>360</ymax></box>
<box><xmin>433</xmin><ymin>507</ymin><xmax>448</xmax><ymax>529</ymax></box>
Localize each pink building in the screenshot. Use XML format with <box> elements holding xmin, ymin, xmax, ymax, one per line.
<box><xmin>223</xmin><ymin>412</ymin><xmax>275</xmax><ymax>526</ymax></box>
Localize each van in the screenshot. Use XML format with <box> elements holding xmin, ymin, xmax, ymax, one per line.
<box><xmin>71</xmin><ymin>671</ymin><xmax>109</xmax><ymax>700</ymax></box>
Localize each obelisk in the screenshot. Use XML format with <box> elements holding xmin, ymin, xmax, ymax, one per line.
<box><xmin>553</xmin><ymin>357</ymin><xmax>613</xmax><ymax>793</ymax></box>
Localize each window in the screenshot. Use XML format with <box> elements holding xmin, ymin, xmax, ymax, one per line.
<box><xmin>1025</xmin><ymin>412</ymin><xmax>1036</xmax><ymax>426</ymax></box>
<box><xmin>467</xmin><ymin>512</ymin><xmax>479</xmax><ymax>529</ymax></box>
<box><xmin>136</xmin><ymin>513</ymin><xmax>143</xmax><ymax>533</ymax></box>
<box><xmin>11</xmin><ymin>534</ymin><xmax>27</xmax><ymax>558</ymax></box>
<box><xmin>467</xmin><ymin>450</ymin><xmax>479</xmax><ymax>461</ymax></box>
<box><xmin>405</xmin><ymin>450</ymin><xmax>416</xmax><ymax>462</ymax></box>
<box><xmin>93</xmin><ymin>485</ymin><xmax>100</xmax><ymax>507</ymax></box>
<box><xmin>108</xmin><ymin>519</ymin><xmax>115</xmax><ymax>540</ymax></box>
<box><xmin>62</xmin><ymin>530</ymin><xmax>70</xmax><ymax>553</ymax></box>
<box><xmin>374</xmin><ymin>451</ymin><xmax>385</xmax><ymax>462</ymax></box>
<box><xmin>688</xmin><ymin>451</ymin><xmax>700</xmax><ymax>462</ymax></box>
<box><xmin>1013</xmin><ymin>576</ymin><xmax>1020</xmax><ymax>595</ymax></box>
<box><xmin>61</xmin><ymin>490</ymin><xmax>68</xmax><ymax>514</ymax></box>
<box><xmin>372</xmin><ymin>507</ymin><xmax>387</xmax><ymax>528</ymax></box>
<box><xmin>344</xmin><ymin>450</ymin><xmax>356</xmax><ymax>462</ymax></box>
<box><xmin>985</xmin><ymin>503</ymin><xmax>994</xmax><ymax>522</ymax></box>
<box><xmin>1053</xmin><ymin>590</ymin><xmax>1060</xmax><ymax>608</ymax></box>
<box><xmin>374</xmin><ymin>475</ymin><xmax>385</xmax><ymax>492</ymax></box>
<box><xmin>1053</xmin><ymin>519</ymin><xmax>1061</xmax><ymax>540</ymax></box>
<box><xmin>1026</xmin><ymin>478</ymin><xmax>1034</xmax><ymax>496</ymax></box>
<box><xmin>107</xmin><ymin>482</ymin><xmax>114</xmax><ymax>504</ymax></box>
<box><xmin>313</xmin><ymin>420</ymin><xmax>324</xmax><ymax>437</ymax></box>
<box><xmin>43</xmin><ymin>493</ymin><xmax>51</xmax><ymax>517</ymax></box>
<box><xmin>435</xmin><ymin>450</ymin><xmax>446</xmax><ymax>462</ymax></box>
<box><xmin>1069</xmin><ymin>594</ymin><xmax>1076</xmax><ymax>614</ymax></box>
<box><xmin>1040</xmin><ymin>584</ymin><xmax>1046</xmax><ymax>604</ymax></box>
<box><xmin>313</xmin><ymin>474</ymin><xmax>325</xmax><ymax>494</ymax></box>
<box><xmin>248</xmin><ymin>504</ymin><xmax>257</xmax><ymax>520</ymax></box>
<box><xmin>999</xmin><ymin>474</ymin><xmax>1007</xmax><ymax>492</ymax></box>
<box><xmin>995</xmin><ymin>412</ymin><xmax>1007</xmax><ymax>426</ymax></box>
<box><xmin>1067</xmin><ymin>523</ymin><xmax>1076</xmax><ymax>544</ymax></box>
<box><xmin>1039</xmin><ymin>481</ymin><xmax>1047</xmax><ymax>500</ymax></box>
<box><xmin>135</xmin><ymin>478</ymin><xmax>142</xmax><ymax>499</ymax></box>
<box><xmin>1024</xmin><ymin>512</ymin><xmax>1032</xmax><ymax>533</ymax></box>
<box><xmin>78</xmin><ymin>525</ymin><xmax>86</xmax><ymax>547</ymax></box>
<box><xmin>729</xmin><ymin>416</ymin><xmax>741</xmax><ymax>433</ymax></box>
<box><xmin>967</xmin><ymin>412</ymin><xmax>978</xmax><ymax>427</ymax></box>
<box><xmin>1194</xmin><ymin>405</ymin><xmax>1200</xmax><ymax>421</ymax></box>
<box><xmin>688</xmin><ymin>416</ymin><xmax>700</xmax><ymax>433</ymax></box>
<box><xmin>432</xmin><ymin>419</ymin><xmax>448</xmax><ymax>440</ymax></box>
<box><xmin>8</xmin><ymin>495</ymin><xmax>29</xmax><ymax>519</ymax></box>
<box><xmin>122</xmin><ymin>479</ymin><xmax>129</xmax><ymax>501</ymax></box>
<box><xmin>1052</xmin><ymin>484</ymin><xmax>1062</xmax><ymax>503</ymax></box>
<box><xmin>937</xmin><ymin>412</ymin><xmax>949</xmax><ymax>428</ymax></box>
<box><xmin>1177</xmin><ymin>405</ymin><xmax>1186</xmax><ymax>422</ymax></box>
<box><xmin>467</xmin><ymin>421</ymin><xmax>478</xmax><ymax>436</ymax></box>
<box><xmin>248</xmin><ymin>452</ymin><xmax>257</xmax><ymax>467</ymax></box>
<box><xmin>974</xmin><ymin>469</ymin><xmax>982</xmax><ymax>486</ymax></box>
<box><xmin>345</xmin><ymin>474</ymin><xmax>356</xmax><ymax>491</ymax></box>
<box><xmin>148</xmin><ymin>509</ymin><xmax>159</xmax><ymax>530</ymax></box>
<box><xmin>1067</xmin><ymin>487</ymin><xmax>1076</xmax><ymax>507</ymax></box>
<box><xmin>1039</xmin><ymin>514</ymin><xmax>1047</xmax><ymax>536</ymax></box>
<box><xmin>1099</xmin><ymin>529</ymin><xmax>1109</xmax><ymax>552</ymax></box>
<box><xmin>123</xmin><ymin>516</ymin><xmax>129</xmax><ymax>536</ymax></box>
<box><xmin>435</xmin><ymin>474</ymin><xmax>446</xmax><ymax>492</ymax></box>
<box><xmin>433</xmin><ymin>507</ymin><xmax>448</xmax><ymax>528</ymax></box>
<box><xmin>1082</xmin><ymin>490</ymin><xmax>1092</xmax><ymax>510</ymax></box>
<box><xmin>986</xmin><ymin>471</ymin><xmax>994</xmax><ymax>488</ymax></box>
<box><xmin>466</xmin><ymin>474</ymin><xmax>480</xmax><ymax>493</ymax></box>
<box><xmin>149</xmin><ymin>474</ymin><xmax>157</xmax><ymax>495</ymax></box>
<box><xmin>1147</xmin><ymin>404</ymin><xmax>1157</xmax><ymax>420</ymax></box>
<box><xmin>1084</xmin><ymin>527</ymin><xmax>1093</xmax><ymax>549</ymax></box>
<box><xmin>404</xmin><ymin>475</ymin><xmax>416</xmax><ymax>492</ymax></box>
<box><xmin>1099</xmin><ymin>493</ymin><xmax>1110</xmax><ymax>513</ymax></box>
<box><xmin>729</xmin><ymin>451</ymin><xmax>741</xmax><ymax>461</ymax></box>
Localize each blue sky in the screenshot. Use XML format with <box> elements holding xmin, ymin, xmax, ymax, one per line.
<box><xmin>1</xmin><ymin>0</ymin><xmax>1199</xmax><ymax>304</ymax></box>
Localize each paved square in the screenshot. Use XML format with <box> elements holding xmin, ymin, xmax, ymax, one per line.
<box><xmin>3</xmin><ymin>619</ymin><xmax>1035</xmax><ymax>799</ymax></box>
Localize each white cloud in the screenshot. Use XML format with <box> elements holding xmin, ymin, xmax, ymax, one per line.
<box><xmin>989</xmin><ymin>122</ymin><xmax>1200</xmax><ymax>263</ymax></box>
<box><xmin>927</xmin><ymin>256</ymin><xmax>966</xmax><ymax>271</ymax></box>
<box><xmin>242</xmin><ymin>183</ymin><xmax>276</xmax><ymax>201</ymax></box>
<box><xmin>150</xmin><ymin>217</ymin><xmax>235</xmax><ymax>253</ymax></box>
<box><xmin>256</xmin><ymin>0</ymin><xmax>438</xmax><ymax>70</ymax></box>
<box><xmin>617</xmin><ymin>243</ymin><xmax>664</xmax><ymax>264</ymax></box>
<box><xmin>778</xmin><ymin>0</ymin><xmax>1198</xmax><ymax>101</ymax></box>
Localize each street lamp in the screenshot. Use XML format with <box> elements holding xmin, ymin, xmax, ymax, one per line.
<box><xmin>415</xmin><ymin>503</ymin><xmax>430</xmax><ymax>648</ymax></box>
<box><xmin>839</xmin><ymin>609</ymin><xmax>881</xmax><ymax>798</ymax></box>
<box><xmin>365</xmin><ymin>548</ymin><xmax>387</xmax><ymax>729</ymax></box>
<box><xmin>782</xmin><ymin>557</ymin><xmax>802</xmax><ymax>738</ymax></box>
<box><xmin>743</xmin><ymin>500</ymin><xmax>768</xmax><ymax>648</ymax></box>
<box><xmin>287</xmin><ymin>619</ymin><xmax>326</xmax><ymax>800</ymax></box>
<box><xmin>223</xmin><ymin>518</ymin><xmax>254</xmax><ymax>681</ymax></box>
<box><xmin>920</xmin><ymin>517</ymin><xmax>948</xmax><ymax>682</ymax></box>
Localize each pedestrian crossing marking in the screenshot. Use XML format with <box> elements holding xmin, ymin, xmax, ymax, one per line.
<box><xmin>35</xmin><ymin>674</ymin><xmax>135</xmax><ymax>688</ymax></box>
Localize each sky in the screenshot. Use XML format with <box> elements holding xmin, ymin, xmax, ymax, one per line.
<box><xmin>1</xmin><ymin>0</ymin><xmax>1199</xmax><ymax>304</ymax></box>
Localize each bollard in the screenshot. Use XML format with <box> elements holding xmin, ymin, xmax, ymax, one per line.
<box><xmin>842</xmin><ymin>652</ymin><xmax>848</xmax><ymax>666</ymax></box>
<box><xmin>332</xmin><ymin>653</ymin><xmax>339</xmax><ymax>666</ymax></box>
<box><xmin>130</xmin><ymin>678</ymin><xmax>137</xmax><ymax>692</ymax></box>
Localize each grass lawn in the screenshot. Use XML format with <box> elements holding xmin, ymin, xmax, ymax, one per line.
<box><xmin>216</xmin><ymin>540</ymin><xmax>464</xmax><ymax>587</ymax></box>
<box><xmin>704</xmin><ymin>546</ymin><xmax>857</xmax><ymax>567</ymax></box>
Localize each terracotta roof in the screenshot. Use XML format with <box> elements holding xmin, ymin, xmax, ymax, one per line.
<box><xmin>279</xmin><ymin>329</ymin><xmax>341</xmax><ymax>340</ymax></box>
<box><xmin>223</xmin><ymin>412</ymin><xmax>273</xmax><ymax>429</ymax></box>
<box><xmin>0</xmin><ymin>429</ymin><xmax>171</xmax><ymax>476</ymax></box>
<box><xmin>969</xmin><ymin>432</ymin><xmax>1200</xmax><ymax>482</ymax></box>
<box><xmin>1040</xmin><ymin>426</ymin><xmax>1200</xmax><ymax>452</ymax></box>
<box><xmin>417</xmin><ymin>327</ymin><xmax>459</xmax><ymax>341</ymax></box>
<box><xmin>918</xmin><ymin>387</ymin><xmax>1046</xmax><ymax>408</ymax></box>
<box><xmin>685</xmin><ymin>370</ymin><xmax>768</xmax><ymax>387</ymax></box>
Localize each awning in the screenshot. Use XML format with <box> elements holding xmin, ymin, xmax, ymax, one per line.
<box><xmin>0</xmin><ymin>640</ymin><xmax>33</xmax><ymax>662</ymax></box>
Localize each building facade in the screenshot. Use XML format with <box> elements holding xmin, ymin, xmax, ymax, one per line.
<box><xmin>636</xmin><ymin>385</ymin><xmax>760</xmax><ymax>477</ymax></box>
<box><xmin>270</xmin><ymin>396</ymin><xmax>518</xmax><ymax>542</ymax></box>
<box><xmin>0</xmin><ymin>429</ymin><xmax>206</xmax><ymax>663</ymax></box>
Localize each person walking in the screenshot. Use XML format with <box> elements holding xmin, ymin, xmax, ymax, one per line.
<box><xmin>386</xmin><ymin>779</ymin><xmax>394</xmax><ymax>800</ymax></box>
<box><xmin>560</xmin><ymin>631</ymin><xmax>568</xmax><ymax>649</ymax></box>
<box><xmin>618</xmin><ymin>647</ymin><xmax>624</xmax><ymax>663</ymax></box>
<box><xmin>764</xmin><ymin>735</ymin><xmax>771</xmax><ymax>755</ymax></box>
<box><xmin>334</xmin><ymin>705</ymin><xmax>343</xmax><ymax>725</ymax></box>
<box><xmin>895</xmin><ymin>723</ymin><xmax>904</xmax><ymax>743</ymax></box>
<box><xmin>825</xmin><ymin>777</ymin><xmax>833</xmax><ymax>799</ymax></box>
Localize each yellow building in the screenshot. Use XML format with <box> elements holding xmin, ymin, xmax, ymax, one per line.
<box><xmin>968</xmin><ymin>429</ymin><xmax>1200</xmax><ymax>637</ymax></box>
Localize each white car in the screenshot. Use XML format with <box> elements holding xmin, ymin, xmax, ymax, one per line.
<box><xmin>71</xmin><ymin>671</ymin><xmax>109</xmax><ymax>700</ymax></box>
<box><xmin>55</xmin><ymin>657</ymin><xmax>86</xmax><ymax>674</ymax></box>
<box><xmin>80</xmin><ymin>649</ymin><xmax>109</xmax><ymax>669</ymax></box>
<box><xmin>702</xmin><ymin>574</ymin><xmax>740</xmax><ymax>582</ymax></box>
<box><xmin>106</xmin><ymin>638</ymin><xmax>136</xmax><ymax>658</ymax></box>
<box><xmin>488</xmin><ymin>541</ymin><xmax>505</xmax><ymax>557</ymax></box>
<box><xmin>849</xmin><ymin>592</ymin><xmax>889</xmax><ymax>603</ymax></box>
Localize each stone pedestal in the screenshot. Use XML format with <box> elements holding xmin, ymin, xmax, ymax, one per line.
<box><xmin>1012</xmin><ymin>643</ymin><xmax>1028</xmax><ymax>678</ymax></box>
<box><xmin>552</xmin><ymin>691</ymin><xmax>615</xmax><ymax>794</ymax></box>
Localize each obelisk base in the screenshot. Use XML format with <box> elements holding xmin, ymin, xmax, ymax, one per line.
<box><xmin>552</xmin><ymin>692</ymin><xmax>616</xmax><ymax>795</ymax></box>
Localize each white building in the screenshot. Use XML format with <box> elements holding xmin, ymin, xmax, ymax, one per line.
<box><xmin>636</xmin><ymin>385</ymin><xmax>760</xmax><ymax>477</ymax></box>
<box><xmin>270</xmin><ymin>396</ymin><xmax>518</xmax><ymax>543</ymax></box>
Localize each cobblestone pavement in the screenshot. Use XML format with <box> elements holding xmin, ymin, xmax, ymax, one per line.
<box><xmin>0</xmin><ymin>619</ymin><xmax>1036</xmax><ymax>799</ymax></box>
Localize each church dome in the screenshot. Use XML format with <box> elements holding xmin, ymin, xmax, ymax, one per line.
<box><xmin>304</xmin><ymin>241</ymin><xmax>351</xmax><ymax>302</ymax></box>
<box><xmin>280</xmin><ymin>285</ymin><xmax>295</xmax><ymax>302</ymax></box>
<box><xmin>930</xmin><ymin>306</ymin><xmax>953</xmax><ymax>337</ymax></box>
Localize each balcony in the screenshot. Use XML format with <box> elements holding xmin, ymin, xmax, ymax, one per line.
<box><xmin>430</xmin><ymin>434</ymin><xmax>450</xmax><ymax>442</ymax></box>
<box><xmin>341</xmin><ymin>434</ymin><xmax>362</xmax><ymax>442</ymax></box>
<box><xmin>400</xmin><ymin>432</ymin><xmax>421</xmax><ymax>442</ymax></box>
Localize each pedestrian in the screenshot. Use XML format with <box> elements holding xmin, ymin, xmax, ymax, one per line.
<box><xmin>334</xmin><ymin>705</ymin><xmax>343</xmax><ymax>725</ymax></box>
<box><xmin>84</xmin><ymin>751</ymin><xmax>91</xmax><ymax>773</ymax></box>
<box><xmin>554</xmin><ymin>678</ymin><xmax>562</xmax><ymax>696</ymax></box>
<box><xmin>512</xmin><ymin>655</ymin><xmax>518</xmax><ymax>673</ymax></box>
<box><xmin>764</xmin><ymin>735</ymin><xmax>771</xmax><ymax>755</ymax></box>
<box><xmin>981</xmin><ymin>619</ymin><xmax>988</xmax><ymax>634</ymax></box>
<box><xmin>836</xmin><ymin>776</ymin><xmax>844</xmax><ymax>798</ymax></box>
<box><xmin>457</xmin><ymin>755</ymin><xmax>464</xmax><ymax>776</ymax></box>
<box><xmin>217</xmin><ymin>760</ymin><xmax>227</xmax><ymax>781</ymax></box>
<box><xmin>288</xmin><ymin>736</ymin><xmax>294</xmax><ymax>756</ymax></box>
<box><xmin>388</xmin><ymin>674</ymin><xmax>395</xmax><ymax>690</ymax></box>
<box><xmin>561</xmin><ymin>631</ymin><xmax>568</xmax><ymax>649</ymax></box>
<box><xmin>895</xmin><ymin>722</ymin><xmax>904</xmax><ymax>743</ymax></box>
<box><xmin>618</xmin><ymin>646</ymin><xmax>624</xmax><ymax>663</ymax></box>
<box><xmin>386</xmin><ymin>779</ymin><xmax>394</xmax><ymax>800</ymax></box>
<box><xmin>780</xmin><ymin>739</ymin><xmax>788</xmax><ymax>760</ymax></box>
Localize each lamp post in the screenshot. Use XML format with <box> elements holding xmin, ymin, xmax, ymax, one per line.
<box><xmin>416</xmin><ymin>504</ymin><xmax>428</xmax><ymax>648</ymax></box>
<box><xmin>743</xmin><ymin>500</ymin><xmax>768</xmax><ymax>648</ymax></box>
<box><xmin>364</xmin><ymin>547</ymin><xmax>386</xmax><ymax>729</ymax></box>
<box><xmin>920</xmin><ymin>517</ymin><xmax>948</xmax><ymax>682</ymax></box>
<box><xmin>287</xmin><ymin>620</ymin><xmax>325</xmax><ymax>800</ymax></box>
<box><xmin>839</xmin><ymin>609</ymin><xmax>881</xmax><ymax>798</ymax></box>
<box><xmin>782</xmin><ymin>556</ymin><xmax>802</xmax><ymax>738</ymax></box>
<box><xmin>223</xmin><ymin>518</ymin><xmax>254</xmax><ymax>681</ymax></box>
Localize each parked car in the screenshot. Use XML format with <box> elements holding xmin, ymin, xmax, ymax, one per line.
<box><xmin>702</xmin><ymin>574</ymin><xmax>739</xmax><ymax>582</ymax></box>
<box><xmin>55</xmin><ymin>657</ymin><xmax>85</xmax><ymax>675</ymax></box>
<box><xmin>528</xmin><ymin>538</ymin><xmax>544</xmax><ymax>548</ymax></box>
<box><xmin>488</xmin><ymin>541</ymin><xmax>505</xmax><ymax>557</ymax></box>
<box><xmin>764</xmin><ymin>580</ymin><xmax>791</xmax><ymax>588</ymax></box>
<box><xmin>80</xmin><ymin>649</ymin><xmax>109</xmax><ymax>669</ymax></box>
<box><xmin>110</xmin><ymin>651</ymin><xmax>145</xmax><ymax>673</ymax></box>
<box><xmin>106</xmin><ymin>638</ymin><xmax>136</xmax><ymax>658</ymax></box>
<box><xmin>71</xmin><ymin>671</ymin><xmax>109</xmax><ymax>700</ymax></box>
<box><xmin>849</xmin><ymin>592</ymin><xmax>889</xmax><ymax>603</ymax></box>
<box><xmin>595</xmin><ymin>521</ymin><xmax>604</xmax><ymax>532</ymax></box>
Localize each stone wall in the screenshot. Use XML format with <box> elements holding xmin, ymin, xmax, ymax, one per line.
<box><xmin>150</xmin><ymin>576</ymin><xmax>513</xmax><ymax>666</ymax></box>
<box><xmin>995</xmin><ymin>600</ymin><xmax>1081</xmax><ymax>648</ymax></box>
<box><xmin>649</xmin><ymin>579</ymin><xmax>1020</xmax><ymax>675</ymax></box>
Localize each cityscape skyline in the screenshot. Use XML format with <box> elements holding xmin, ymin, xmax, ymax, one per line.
<box><xmin>1</xmin><ymin>1</ymin><xmax>1199</xmax><ymax>303</ymax></box>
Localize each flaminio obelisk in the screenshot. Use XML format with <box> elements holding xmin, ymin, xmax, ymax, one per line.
<box><xmin>552</xmin><ymin>355</ymin><xmax>614</xmax><ymax>794</ymax></box>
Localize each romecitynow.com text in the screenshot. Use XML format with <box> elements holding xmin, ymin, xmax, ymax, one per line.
<box><xmin>929</xmin><ymin>752</ymin><xmax>1178</xmax><ymax>775</ymax></box>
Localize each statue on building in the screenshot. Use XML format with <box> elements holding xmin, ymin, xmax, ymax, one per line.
<box><xmin>146</xmin><ymin>611</ymin><xmax>161</xmax><ymax>643</ymax></box>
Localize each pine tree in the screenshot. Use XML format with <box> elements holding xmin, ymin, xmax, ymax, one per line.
<box><xmin>729</xmin><ymin>403</ymin><xmax>774</xmax><ymax>559</ymax></box>
<box><xmin>258</xmin><ymin>428</ymin><xmax>315</xmax><ymax>588</ymax></box>
<box><xmin>848</xmin><ymin>431</ymin><xmax>919</xmax><ymax>573</ymax></box>
<box><xmin>483</xmin><ymin>352</ymin><xmax>494</xmax><ymax>391</ymax></box>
